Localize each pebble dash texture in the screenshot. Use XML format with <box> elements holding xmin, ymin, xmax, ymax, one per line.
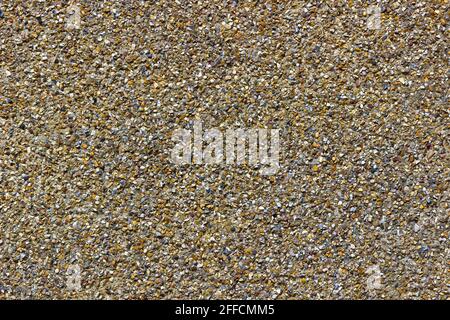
<box><xmin>0</xmin><ymin>0</ymin><xmax>448</xmax><ymax>299</ymax></box>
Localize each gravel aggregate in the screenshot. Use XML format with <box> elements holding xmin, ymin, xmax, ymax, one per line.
<box><xmin>0</xmin><ymin>0</ymin><xmax>448</xmax><ymax>299</ymax></box>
